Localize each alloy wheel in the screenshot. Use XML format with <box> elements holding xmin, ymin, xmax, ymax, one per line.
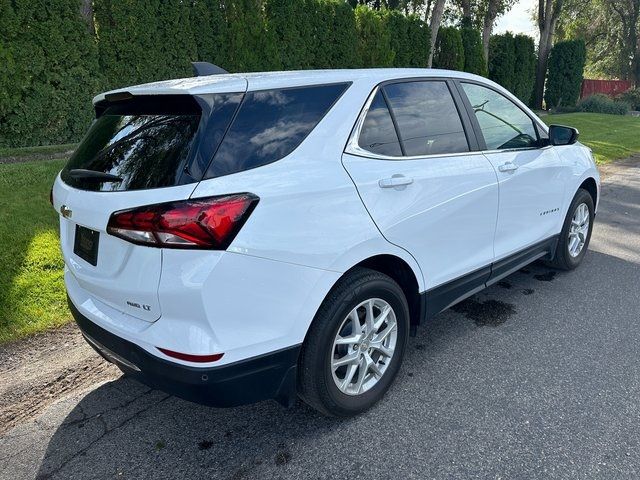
<box><xmin>330</xmin><ymin>298</ymin><xmax>398</xmax><ymax>396</ymax></box>
<box><xmin>568</xmin><ymin>202</ymin><xmax>590</xmax><ymax>257</ymax></box>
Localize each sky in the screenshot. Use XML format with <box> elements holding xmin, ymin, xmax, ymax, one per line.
<box><xmin>494</xmin><ymin>0</ymin><xmax>538</xmax><ymax>39</ymax></box>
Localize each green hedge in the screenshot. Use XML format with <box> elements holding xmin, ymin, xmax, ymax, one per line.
<box><xmin>433</xmin><ymin>27</ymin><xmax>465</xmax><ymax>71</ymax></box>
<box><xmin>5</xmin><ymin>0</ymin><xmax>542</xmax><ymax>149</ymax></box>
<box><xmin>0</xmin><ymin>0</ymin><xmax>100</xmax><ymax>148</ymax></box>
<box><xmin>460</xmin><ymin>20</ymin><xmax>487</xmax><ymax>76</ymax></box>
<box><xmin>488</xmin><ymin>32</ymin><xmax>536</xmax><ymax>104</ymax></box>
<box><xmin>512</xmin><ymin>34</ymin><xmax>536</xmax><ymax>104</ymax></box>
<box><xmin>545</xmin><ymin>39</ymin><xmax>586</xmax><ymax>108</ymax></box>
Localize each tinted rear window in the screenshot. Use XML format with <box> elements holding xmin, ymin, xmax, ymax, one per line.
<box><xmin>358</xmin><ymin>90</ymin><xmax>402</xmax><ymax>156</ymax></box>
<box><xmin>61</xmin><ymin>94</ymin><xmax>241</xmax><ymax>192</ymax></box>
<box><xmin>205</xmin><ymin>83</ymin><xmax>350</xmax><ymax>179</ymax></box>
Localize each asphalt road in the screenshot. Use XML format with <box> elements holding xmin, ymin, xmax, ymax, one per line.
<box><xmin>2</xmin><ymin>160</ymin><xmax>640</xmax><ymax>480</ymax></box>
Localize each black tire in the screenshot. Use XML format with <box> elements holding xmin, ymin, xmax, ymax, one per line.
<box><xmin>297</xmin><ymin>267</ymin><xmax>409</xmax><ymax>417</ymax></box>
<box><xmin>548</xmin><ymin>188</ymin><xmax>594</xmax><ymax>270</ymax></box>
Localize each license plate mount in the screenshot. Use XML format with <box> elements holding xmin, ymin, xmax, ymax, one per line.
<box><xmin>74</xmin><ymin>225</ymin><xmax>100</xmax><ymax>266</ymax></box>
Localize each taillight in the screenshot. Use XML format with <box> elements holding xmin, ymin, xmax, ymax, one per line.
<box><xmin>107</xmin><ymin>193</ymin><xmax>259</xmax><ymax>249</ymax></box>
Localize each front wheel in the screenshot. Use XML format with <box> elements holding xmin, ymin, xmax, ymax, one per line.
<box><xmin>297</xmin><ymin>268</ymin><xmax>409</xmax><ymax>417</ymax></box>
<box><xmin>549</xmin><ymin>188</ymin><xmax>595</xmax><ymax>270</ymax></box>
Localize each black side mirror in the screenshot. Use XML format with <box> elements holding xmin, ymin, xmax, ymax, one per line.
<box><xmin>548</xmin><ymin>124</ymin><xmax>579</xmax><ymax>146</ymax></box>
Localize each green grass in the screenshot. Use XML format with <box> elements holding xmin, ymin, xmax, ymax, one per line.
<box><xmin>0</xmin><ymin>143</ymin><xmax>77</xmax><ymax>159</ymax></box>
<box><xmin>543</xmin><ymin>113</ymin><xmax>640</xmax><ymax>164</ymax></box>
<box><xmin>0</xmin><ymin>159</ymin><xmax>68</xmax><ymax>343</ymax></box>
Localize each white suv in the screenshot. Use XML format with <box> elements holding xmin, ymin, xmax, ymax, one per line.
<box><xmin>53</xmin><ymin>68</ymin><xmax>600</xmax><ymax>416</ymax></box>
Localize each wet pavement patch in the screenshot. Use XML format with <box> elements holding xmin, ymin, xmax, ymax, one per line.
<box><xmin>198</xmin><ymin>440</ymin><xmax>214</xmax><ymax>450</ymax></box>
<box><xmin>452</xmin><ymin>298</ymin><xmax>516</xmax><ymax>327</ymax></box>
<box><xmin>534</xmin><ymin>271</ymin><xmax>557</xmax><ymax>282</ymax></box>
<box><xmin>522</xmin><ymin>288</ymin><xmax>535</xmax><ymax>295</ymax></box>
<box><xmin>497</xmin><ymin>281</ymin><xmax>512</xmax><ymax>289</ymax></box>
<box><xmin>275</xmin><ymin>447</ymin><xmax>292</xmax><ymax>466</ymax></box>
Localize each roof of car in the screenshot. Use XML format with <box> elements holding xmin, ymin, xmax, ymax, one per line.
<box><xmin>92</xmin><ymin>68</ymin><xmax>489</xmax><ymax>104</ymax></box>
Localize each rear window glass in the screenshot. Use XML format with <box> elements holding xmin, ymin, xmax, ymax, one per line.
<box><xmin>358</xmin><ymin>90</ymin><xmax>402</xmax><ymax>156</ymax></box>
<box><xmin>205</xmin><ymin>83</ymin><xmax>350</xmax><ymax>179</ymax></box>
<box><xmin>61</xmin><ymin>94</ymin><xmax>241</xmax><ymax>192</ymax></box>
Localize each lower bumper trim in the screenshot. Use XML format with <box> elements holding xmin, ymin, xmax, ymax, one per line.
<box><xmin>68</xmin><ymin>297</ymin><xmax>301</xmax><ymax>408</ymax></box>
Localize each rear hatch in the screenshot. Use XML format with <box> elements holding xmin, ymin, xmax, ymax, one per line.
<box><xmin>56</xmin><ymin>87</ymin><xmax>246</xmax><ymax>321</ymax></box>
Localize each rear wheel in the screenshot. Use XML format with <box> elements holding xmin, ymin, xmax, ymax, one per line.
<box><xmin>298</xmin><ymin>268</ymin><xmax>409</xmax><ymax>417</ymax></box>
<box><xmin>548</xmin><ymin>188</ymin><xmax>594</xmax><ymax>270</ymax></box>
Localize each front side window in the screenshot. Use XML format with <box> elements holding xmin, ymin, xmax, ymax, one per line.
<box><xmin>206</xmin><ymin>83</ymin><xmax>350</xmax><ymax>178</ymax></box>
<box><xmin>461</xmin><ymin>83</ymin><xmax>538</xmax><ymax>150</ymax></box>
<box><xmin>383</xmin><ymin>81</ymin><xmax>469</xmax><ymax>156</ymax></box>
<box><xmin>358</xmin><ymin>90</ymin><xmax>402</xmax><ymax>156</ymax></box>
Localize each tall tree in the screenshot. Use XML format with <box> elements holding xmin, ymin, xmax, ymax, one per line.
<box><xmin>427</xmin><ymin>0</ymin><xmax>446</xmax><ymax>66</ymax></box>
<box><xmin>605</xmin><ymin>0</ymin><xmax>640</xmax><ymax>86</ymax></box>
<box><xmin>533</xmin><ymin>0</ymin><xmax>564</xmax><ymax>109</ymax></box>
<box><xmin>480</xmin><ymin>0</ymin><xmax>516</xmax><ymax>64</ymax></box>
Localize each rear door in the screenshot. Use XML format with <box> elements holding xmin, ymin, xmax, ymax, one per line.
<box><xmin>54</xmin><ymin>89</ymin><xmax>245</xmax><ymax>321</ymax></box>
<box><xmin>457</xmin><ymin>81</ymin><xmax>569</xmax><ymax>262</ymax></box>
<box><xmin>342</xmin><ymin>79</ymin><xmax>499</xmax><ymax>299</ymax></box>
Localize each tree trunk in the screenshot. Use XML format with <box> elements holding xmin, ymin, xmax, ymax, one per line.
<box><xmin>482</xmin><ymin>0</ymin><xmax>500</xmax><ymax>66</ymax></box>
<box><xmin>533</xmin><ymin>0</ymin><xmax>563</xmax><ymax>109</ymax></box>
<box><xmin>427</xmin><ymin>0</ymin><xmax>446</xmax><ymax>67</ymax></box>
<box><xmin>459</xmin><ymin>0</ymin><xmax>472</xmax><ymax>20</ymax></box>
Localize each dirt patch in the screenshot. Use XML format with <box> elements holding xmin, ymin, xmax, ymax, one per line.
<box><xmin>0</xmin><ymin>148</ymin><xmax>75</xmax><ymax>165</ymax></box>
<box><xmin>0</xmin><ymin>323</ymin><xmax>119</xmax><ymax>435</ymax></box>
<box><xmin>452</xmin><ymin>298</ymin><xmax>516</xmax><ymax>327</ymax></box>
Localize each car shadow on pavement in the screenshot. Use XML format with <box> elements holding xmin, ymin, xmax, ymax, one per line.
<box><xmin>33</xmin><ymin>248</ymin><xmax>640</xmax><ymax>479</ymax></box>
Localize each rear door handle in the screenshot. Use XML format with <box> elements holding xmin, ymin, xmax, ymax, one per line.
<box><xmin>378</xmin><ymin>175</ymin><xmax>414</xmax><ymax>189</ymax></box>
<box><xmin>498</xmin><ymin>162</ymin><xmax>519</xmax><ymax>173</ymax></box>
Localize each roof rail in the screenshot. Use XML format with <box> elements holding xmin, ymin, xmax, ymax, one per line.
<box><xmin>191</xmin><ymin>62</ymin><xmax>229</xmax><ymax>76</ymax></box>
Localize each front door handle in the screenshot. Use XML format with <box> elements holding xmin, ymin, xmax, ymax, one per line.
<box><xmin>378</xmin><ymin>175</ymin><xmax>414</xmax><ymax>189</ymax></box>
<box><xmin>498</xmin><ymin>161</ymin><xmax>519</xmax><ymax>173</ymax></box>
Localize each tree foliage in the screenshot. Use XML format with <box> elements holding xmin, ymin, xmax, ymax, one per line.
<box><xmin>489</xmin><ymin>32</ymin><xmax>516</xmax><ymax>90</ymax></box>
<box><xmin>460</xmin><ymin>19</ymin><xmax>487</xmax><ymax>76</ymax></box>
<box><xmin>354</xmin><ymin>6</ymin><xmax>395</xmax><ymax>67</ymax></box>
<box><xmin>512</xmin><ymin>34</ymin><xmax>536</xmax><ymax>104</ymax></box>
<box><xmin>488</xmin><ymin>32</ymin><xmax>536</xmax><ymax>104</ymax></box>
<box><xmin>0</xmin><ymin>0</ymin><xmax>100</xmax><ymax>147</ymax></box>
<box><xmin>545</xmin><ymin>39</ymin><xmax>587</xmax><ymax>107</ymax></box>
<box><xmin>433</xmin><ymin>26</ymin><xmax>465</xmax><ymax>71</ymax></box>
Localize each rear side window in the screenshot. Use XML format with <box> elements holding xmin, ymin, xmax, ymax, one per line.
<box><xmin>358</xmin><ymin>90</ymin><xmax>402</xmax><ymax>156</ymax></box>
<box><xmin>383</xmin><ymin>81</ymin><xmax>469</xmax><ymax>156</ymax></box>
<box><xmin>62</xmin><ymin>94</ymin><xmax>240</xmax><ymax>192</ymax></box>
<box><xmin>461</xmin><ymin>82</ymin><xmax>538</xmax><ymax>150</ymax></box>
<box><xmin>205</xmin><ymin>83</ymin><xmax>349</xmax><ymax>179</ymax></box>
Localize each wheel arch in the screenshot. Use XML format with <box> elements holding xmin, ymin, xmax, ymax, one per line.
<box><xmin>579</xmin><ymin>177</ymin><xmax>598</xmax><ymax>208</ymax></box>
<box><xmin>350</xmin><ymin>255</ymin><xmax>423</xmax><ymax>329</ymax></box>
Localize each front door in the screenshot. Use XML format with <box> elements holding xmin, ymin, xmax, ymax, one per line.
<box><xmin>458</xmin><ymin>81</ymin><xmax>569</xmax><ymax>262</ymax></box>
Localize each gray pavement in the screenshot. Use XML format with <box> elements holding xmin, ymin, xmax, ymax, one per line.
<box><xmin>2</xmin><ymin>160</ymin><xmax>640</xmax><ymax>479</ymax></box>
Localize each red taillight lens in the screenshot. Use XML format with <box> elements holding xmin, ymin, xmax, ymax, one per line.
<box><xmin>107</xmin><ymin>193</ymin><xmax>259</xmax><ymax>249</ymax></box>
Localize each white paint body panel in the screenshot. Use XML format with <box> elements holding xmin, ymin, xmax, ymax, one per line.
<box><xmin>342</xmin><ymin>152</ymin><xmax>499</xmax><ymax>289</ymax></box>
<box><xmin>55</xmin><ymin>68</ymin><xmax>600</xmax><ymax>369</ymax></box>
<box><xmin>483</xmin><ymin>147</ymin><xmax>569</xmax><ymax>260</ymax></box>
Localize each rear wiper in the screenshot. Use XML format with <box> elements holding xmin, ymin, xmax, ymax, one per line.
<box><xmin>67</xmin><ymin>169</ymin><xmax>123</xmax><ymax>183</ymax></box>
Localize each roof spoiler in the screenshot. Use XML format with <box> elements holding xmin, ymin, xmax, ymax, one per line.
<box><xmin>191</xmin><ymin>62</ymin><xmax>229</xmax><ymax>76</ymax></box>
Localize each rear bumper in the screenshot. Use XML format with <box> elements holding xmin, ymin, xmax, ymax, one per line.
<box><xmin>69</xmin><ymin>298</ymin><xmax>300</xmax><ymax>408</ymax></box>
